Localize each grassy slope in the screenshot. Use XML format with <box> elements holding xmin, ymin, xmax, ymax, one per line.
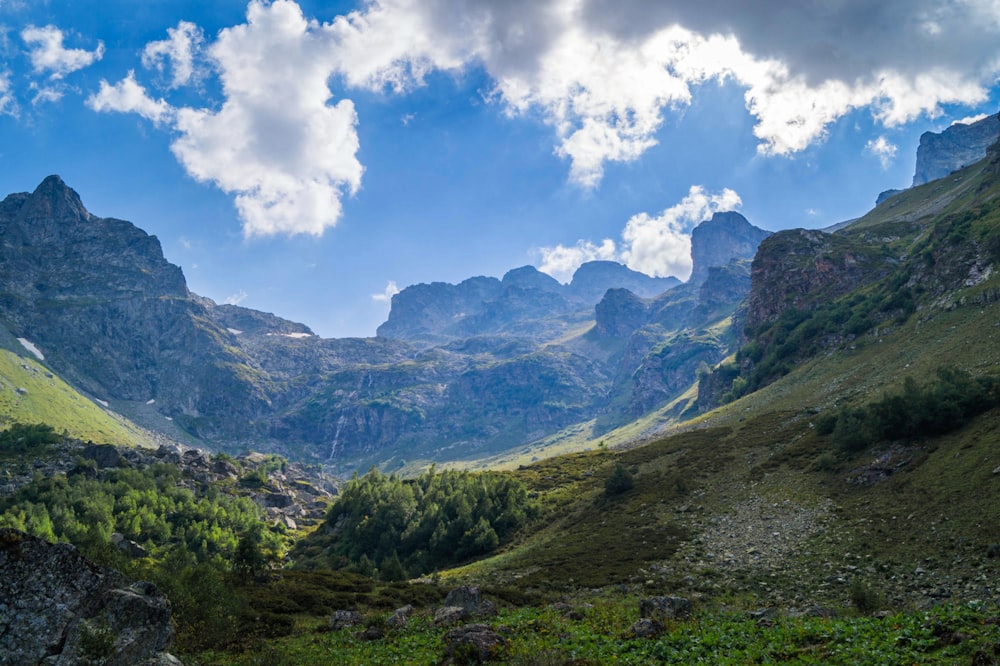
<box><xmin>435</xmin><ymin>155</ymin><xmax>1000</xmax><ymax>609</ymax></box>
<box><xmin>0</xmin><ymin>348</ymin><xmax>154</xmax><ymax>446</ymax></box>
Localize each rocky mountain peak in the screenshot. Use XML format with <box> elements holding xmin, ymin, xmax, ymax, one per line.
<box><xmin>17</xmin><ymin>174</ymin><xmax>91</xmax><ymax>228</ymax></box>
<box><xmin>501</xmin><ymin>265</ymin><xmax>563</xmax><ymax>293</ymax></box>
<box><xmin>689</xmin><ymin>211</ymin><xmax>771</xmax><ymax>286</ymax></box>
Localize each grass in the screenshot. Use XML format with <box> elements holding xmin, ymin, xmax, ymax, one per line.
<box><xmin>0</xmin><ymin>349</ymin><xmax>152</xmax><ymax>446</ymax></box>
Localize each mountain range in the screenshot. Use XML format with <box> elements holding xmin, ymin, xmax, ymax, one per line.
<box><xmin>0</xmin><ymin>178</ymin><xmax>768</xmax><ymax>471</ymax></box>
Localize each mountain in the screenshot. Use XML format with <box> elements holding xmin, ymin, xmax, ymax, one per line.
<box><xmin>0</xmin><ymin>176</ymin><xmax>768</xmax><ymax>471</ymax></box>
<box><xmin>912</xmin><ymin>112</ymin><xmax>1000</xmax><ymax>186</ymax></box>
<box><xmin>376</xmin><ymin>261</ymin><xmax>678</xmax><ymax>345</ymax></box>
<box><xmin>688</xmin><ymin>211</ymin><xmax>771</xmax><ymax>285</ymax></box>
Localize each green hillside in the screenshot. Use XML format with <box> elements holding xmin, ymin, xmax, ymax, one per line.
<box><xmin>0</xmin><ymin>347</ymin><xmax>154</xmax><ymax>446</ymax></box>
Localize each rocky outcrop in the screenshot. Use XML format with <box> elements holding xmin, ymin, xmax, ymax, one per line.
<box><xmin>745</xmin><ymin>229</ymin><xmax>894</xmax><ymax>331</ymax></box>
<box><xmin>689</xmin><ymin>212</ymin><xmax>771</xmax><ymax>285</ymax></box>
<box><xmin>913</xmin><ymin>114</ymin><xmax>1000</xmax><ymax>186</ymax></box>
<box><xmin>0</xmin><ymin>529</ymin><xmax>178</xmax><ymax>665</ymax></box>
<box><xmin>594</xmin><ymin>288</ymin><xmax>649</xmax><ymax>337</ymax></box>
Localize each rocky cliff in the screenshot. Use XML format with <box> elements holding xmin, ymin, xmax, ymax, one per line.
<box><xmin>0</xmin><ymin>529</ymin><xmax>178</xmax><ymax>665</ymax></box>
<box><xmin>688</xmin><ymin>212</ymin><xmax>771</xmax><ymax>285</ymax></box>
<box><xmin>912</xmin><ymin>113</ymin><xmax>1000</xmax><ymax>186</ymax></box>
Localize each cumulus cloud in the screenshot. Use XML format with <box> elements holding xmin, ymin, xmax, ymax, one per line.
<box><xmin>537</xmin><ymin>239</ymin><xmax>618</xmax><ymax>283</ymax></box>
<box><xmin>865</xmin><ymin>136</ymin><xmax>898</xmax><ymax>169</ymax></box>
<box><xmin>85</xmin><ymin>0</ymin><xmax>1000</xmax><ymax>233</ymax></box>
<box><xmin>537</xmin><ymin>186</ymin><xmax>740</xmax><ymax>281</ymax></box>
<box><xmin>621</xmin><ymin>186</ymin><xmax>742</xmax><ymax>279</ymax></box>
<box><xmin>141</xmin><ymin>20</ymin><xmax>204</xmax><ymax>88</ymax></box>
<box><xmin>87</xmin><ymin>71</ymin><xmax>173</xmax><ymax>124</ymax></box>
<box><xmin>371</xmin><ymin>280</ymin><xmax>401</xmax><ymax>302</ymax></box>
<box><xmin>22</xmin><ymin>25</ymin><xmax>104</xmax><ymax>79</ymax></box>
<box><xmin>310</xmin><ymin>0</ymin><xmax>1000</xmax><ymax>181</ymax></box>
<box><xmin>952</xmin><ymin>113</ymin><xmax>990</xmax><ymax>126</ymax></box>
<box><xmin>89</xmin><ymin>1</ymin><xmax>363</xmax><ymax>237</ymax></box>
<box><xmin>170</xmin><ymin>0</ymin><xmax>362</xmax><ymax>236</ymax></box>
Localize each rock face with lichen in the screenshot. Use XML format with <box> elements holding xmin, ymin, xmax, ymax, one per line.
<box><xmin>0</xmin><ymin>528</ymin><xmax>178</xmax><ymax>665</ymax></box>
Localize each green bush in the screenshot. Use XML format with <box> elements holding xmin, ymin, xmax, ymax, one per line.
<box><xmin>604</xmin><ymin>464</ymin><xmax>634</xmax><ymax>496</ymax></box>
<box><xmin>822</xmin><ymin>366</ymin><xmax>1000</xmax><ymax>452</ymax></box>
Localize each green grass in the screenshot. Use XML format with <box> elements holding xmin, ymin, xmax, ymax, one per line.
<box><xmin>0</xmin><ymin>349</ymin><xmax>152</xmax><ymax>446</ymax></box>
<box><xmin>195</xmin><ymin>597</ymin><xmax>1000</xmax><ymax>665</ymax></box>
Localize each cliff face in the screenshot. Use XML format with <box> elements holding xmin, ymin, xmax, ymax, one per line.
<box><xmin>0</xmin><ymin>177</ymin><xmax>275</xmax><ymax>439</ymax></box>
<box><xmin>913</xmin><ymin>114</ymin><xmax>1000</xmax><ymax>186</ymax></box>
<box><xmin>745</xmin><ymin>229</ymin><xmax>895</xmax><ymax>331</ymax></box>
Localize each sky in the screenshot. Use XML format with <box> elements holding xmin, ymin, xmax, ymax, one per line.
<box><xmin>1</xmin><ymin>1</ymin><xmax>1000</xmax><ymax>338</ymax></box>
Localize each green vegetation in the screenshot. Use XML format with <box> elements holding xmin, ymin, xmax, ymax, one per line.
<box><xmin>820</xmin><ymin>366</ymin><xmax>1000</xmax><ymax>452</ymax></box>
<box><xmin>195</xmin><ymin>598</ymin><xmax>1000</xmax><ymax>665</ymax></box>
<box><xmin>295</xmin><ymin>467</ymin><xmax>537</xmax><ymax>579</ymax></box>
<box><xmin>0</xmin><ymin>350</ymin><xmax>150</xmax><ymax>446</ymax></box>
<box><xmin>0</xmin><ymin>421</ymin><xmax>60</xmax><ymax>454</ymax></box>
<box><xmin>0</xmin><ymin>462</ymin><xmax>279</xmax><ymax>564</ymax></box>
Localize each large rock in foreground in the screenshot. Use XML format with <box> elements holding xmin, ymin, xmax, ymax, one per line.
<box><xmin>0</xmin><ymin>529</ymin><xmax>178</xmax><ymax>665</ymax></box>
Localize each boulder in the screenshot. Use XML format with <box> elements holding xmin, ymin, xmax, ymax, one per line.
<box><xmin>434</xmin><ymin>606</ymin><xmax>470</xmax><ymax>626</ymax></box>
<box><xmin>329</xmin><ymin>609</ymin><xmax>363</xmax><ymax>630</ymax></box>
<box><xmin>0</xmin><ymin>529</ymin><xmax>177</xmax><ymax>665</ymax></box>
<box><xmin>443</xmin><ymin>585</ymin><xmax>495</xmax><ymax>617</ymax></box>
<box><xmin>442</xmin><ymin>624</ymin><xmax>507</xmax><ymax>664</ymax></box>
<box><xmin>639</xmin><ymin>595</ymin><xmax>692</xmax><ymax>621</ymax></box>
<box><xmin>627</xmin><ymin>617</ymin><xmax>664</xmax><ymax>639</ymax></box>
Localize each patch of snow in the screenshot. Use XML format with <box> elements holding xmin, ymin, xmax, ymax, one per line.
<box><xmin>16</xmin><ymin>338</ymin><xmax>44</xmax><ymax>361</ymax></box>
<box><xmin>146</xmin><ymin>399</ymin><xmax>156</xmax><ymax>405</ymax></box>
<box><xmin>227</xmin><ymin>328</ymin><xmax>243</xmax><ymax>335</ymax></box>
<box><xmin>165</xmin><ymin>416</ymin><xmax>173</xmax><ymax>421</ymax></box>
<box><xmin>95</xmin><ymin>398</ymin><xmax>109</xmax><ymax>407</ymax></box>
<box><xmin>266</xmin><ymin>332</ymin><xmax>313</xmax><ymax>339</ymax></box>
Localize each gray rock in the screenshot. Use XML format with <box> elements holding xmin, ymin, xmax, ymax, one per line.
<box><xmin>443</xmin><ymin>585</ymin><xmax>496</xmax><ymax>617</ymax></box>
<box><xmin>639</xmin><ymin>595</ymin><xmax>692</xmax><ymax>621</ymax></box>
<box><xmin>434</xmin><ymin>605</ymin><xmax>471</xmax><ymax>626</ymax></box>
<box><xmin>329</xmin><ymin>609</ymin><xmax>363</xmax><ymax>630</ymax></box>
<box><xmin>388</xmin><ymin>605</ymin><xmax>414</xmax><ymax>629</ymax></box>
<box><xmin>0</xmin><ymin>529</ymin><xmax>175</xmax><ymax>665</ymax></box>
<box><xmin>442</xmin><ymin>624</ymin><xmax>507</xmax><ymax>663</ymax></box>
<box><xmin>628</xmin><ymin>617</ymin><xmax>664</xmax><ymax>638</ymax></box>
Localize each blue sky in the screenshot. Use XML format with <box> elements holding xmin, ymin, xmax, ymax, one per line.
<box><xmin>2</xmin><ymin>0</ymin><xmax>999</xmax><ymax>338</ymax></box>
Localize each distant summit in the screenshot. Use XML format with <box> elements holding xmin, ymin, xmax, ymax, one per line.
<box><xmin>688</xmin><ymin>211</ymin><xmax>771</xmax><ymax>286</ymax></box>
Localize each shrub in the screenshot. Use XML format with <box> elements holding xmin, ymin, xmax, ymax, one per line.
<box><xmin>849</xmin><ymin>578</ymin><xmax>884</xmax><ymax>615</ymax></box>
<box><xmin>604</xmin><ymin>464</ymin><xmax>634</xmax><ymax>496</ymax></box>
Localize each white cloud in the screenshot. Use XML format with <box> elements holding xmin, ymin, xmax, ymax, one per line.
<box><xmin>88</xmin><ymin>1</ymin><xmax>364</xmax><ymax>238</ymax></box>
<box><xmin>84</xmin><ymin>0</ymin><xmax>1000</xmax><ymax>234</ymax></box>
<box><xmin>620</xmin><ymin>186</ymin><xmax>742</xmax><ymax>279</ymax></box>
<box><xmin>87</xmin><ymin>71</ymin><xmax>173</xmax><ymax>124</ymax></box>
<box><xmin>952</xmin><ymin>113</ymin><xmax>990</xmax><ymax>125</ymax></box>
<box><xmin>0</xmin><ymin>70</ymin><xmax>18</xmax><ymax>117</ymax></box>
<box><xmin>170</xmin><ymin>1</ymin><xmax>363</xmax><ymax>237</ymax></box>
<box><xmin>22</xmin><ymin>25</ymin><xmax>104</xmax><ymax>79</ymax></box>
<box><xmin>225</xmin><ymin>289</ymin><xmax>248</xmax><ymax>306</ymax></box>
<box><xmin>29</xmin><ymin>83</ymin><xmax>63</xmax><ymax>105</ymax></box>
<box><xmin>865</xmin><ymin>136</ymin><xmax>898</xmax><ymax>169</ymax></box>
<box><xmin>537</xmin><ymin>239</ymin><xmax>618</xmax><ymax>283</ymax></box>
<box><xmin>371</xmin><ymin>280</ymin><xmax>400</xmax><ymax>302</ymax></box>
<box><xmin>537</xmin><ymin>185</ymin><xmax>740</xmax><ymax>281</ymax></box>
<box><xmin>319</xmin><ymin>0</ymin><xmax>1000</xmax><ymax>178</ymax></box>
<box><xmin>141</xmin><ymin>20</ymin><xmax>204</xmax><ymax>88</ymax></box>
